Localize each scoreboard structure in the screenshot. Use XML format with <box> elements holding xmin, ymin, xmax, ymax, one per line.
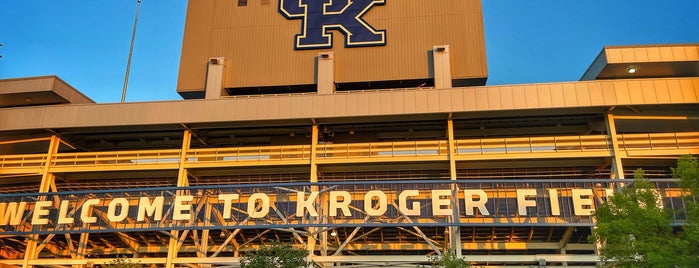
<box><xmin>1</xmin><ymin>0</ymin><xmax>699</xmax><ymax>267</ymax></box>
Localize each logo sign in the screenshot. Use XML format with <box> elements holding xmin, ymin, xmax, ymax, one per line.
<box><xmin>279</xmin><ymin>0</ymin><xmax>387</xmax><ymax>49</ymax></box>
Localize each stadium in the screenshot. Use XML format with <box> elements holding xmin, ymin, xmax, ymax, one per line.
<box><xmin>1</xmin><ymin>0</ymin><xmax>698</xmax><ymax>267</ymax></box>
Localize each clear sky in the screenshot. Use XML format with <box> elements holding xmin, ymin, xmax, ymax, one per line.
<box><xmin>1</xmin><ymin>0</ymin><xmax>698</xmax><ymax>103</ymax></box>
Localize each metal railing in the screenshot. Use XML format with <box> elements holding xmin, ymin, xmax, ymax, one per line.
<box><xmin>455</xmin><ymin>135</ymin><xmax>610</xmax><ymax>155</ymax></box>
<box><xmin>619</xmin><ymin>132</ymin><xmax>699</xmax><ymax>150</ymax></box>
<box><xmin>316</xmin><ymin>140</ymin><xmax>449</xmax><ymax>160</ymax></box>
<box><xmin>51</xmin><ymin>149</ymin><xmax>181</xmax><ymax>167</ymax></box>
<box><xmin>186</xmin><ymin>145</ymin><xmax>311</xmax><ymax>163</ymax></box>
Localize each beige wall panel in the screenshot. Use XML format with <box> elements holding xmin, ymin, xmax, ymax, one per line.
<box><xmin>475</xmin><ymin>88</ymin><xmax>488</xmax><ymax>110</ymax></box>
<box><xmin>664</xmin><ymin>80</ymin><xmax>683</xmax><ymax>103</ymax></box>
<box><xmin>488</xmin><ymin>87</ymin><xmax>502</xmax><ymax>109</ymax></box>
<box><xmin>613</xmin><ymin>81</ymin><xmax>631</xmax><ymax>104</ymax></box>
<box><xmin>403</xmin><ymin>92</ymin><xmax>416</xmax><ymax>114</ymax></box>
<box><xmin>524</xmin><ymin>85</ymin><xmax>540</xmax><ymax>107</ymax></box>
<box><xmin>537</xmin><ymin>85</ymin><xmax>552</xmax><ymax>108</ymax></box>
<box><xmin>659</xmin><ymin>47</ymin><xmax>674</xmax><ymax>61</ymax></box>
<box><xmin>695</xmin><ymin>80</ymin><xmax>699</xmax><ymax>100</ymax></box>
<box><xmin>680</xmin><ymin>80</ymin><xmax>698</xmax><ymax>102</ymax></box>
<box><xmin>415</xmin><ymin>91</ymin><xmax>429</xmax><ymax>112</ymax></box>
<box><xmin>646</xmin><ymin>47</ymin><xmax>662</xmax><ymax>62</ymax></box>
<box><xmin>601</xmin><ymin>82</ymin><xmax>617</xmax><ymax>105</ymax></box>
<box><xmin>438</xmin><ymin>90</ymin><xmax>451</xmax><ymax>112</ymax></box>
<box><xmin>391</xmin><ymin>92</ymin><xmax>404</xmax><ymax>114</ymax></box>
<box><xmin>499</xmin><ymin>87</ymin><xmax>514</xmax><ymax>109</ymax></box>
<box><xmin>462</xmin><ymin>88</ymin><xmax>477</xmax><ymax>109</ymax></box>
<box><xmin>686</xmin><ymin>47</ymin><xmax>699</xmax><ymax>59</ymax></box>
<box><xmin>653</xmin><ymin>80</ymin><xmax>671</xmax><ymax>103</ymax></box>
<box><xmin>561</xmin><ymin>84</ymin><xmax>577</xmax><ymax>107</ymax></box>
<box><xmin>640</xmin><ymin>81</ymin><xmax>658</xmax><ymax>103</ymax></box>
<box><xmin>620</xmin><ymin>48</ymin><xmax>635</xmax><ymax>62</ymax></box>
<box><xmin>574</xmin><ymin>84</ymin><xmax>591</xmax><ymax>106</ymax></box>
<box><xmin>633</xmin><ymin>48</ymin><xmax>649</xmax><ymax>62</ymax></box>
<box><xmin>588</xmin><ymin>83</ymin><xmax>604</xmax><ymax>106</ymax></box>
<box><xmin>549</xmin><ymin>84</ymin><xmax>565</xmax><ymax>107</ymax></box>
<box><xmin>177</xmin><ymin>0</ymin><xmax>487</xmax><ymax>93</ymax></box>
<box><xmin>450</xmin><ymin>88</ymin><xmax>464</xmax><ymax>110</ymax></box>
<box><xmin>368</xmin><ymin>94</ymin><xmax>381</xmax><ymax>115</ymax></box>
<box><xmin>380</xmin><ymin>92</ymin><xmax>392</xmax><ymax>114</ymax></box>
<box><xmin>427</xmin><ymin>90</ymin><xmax>440</xmax><ymax>112</ymax></box>
<box><xmin>511</xmin><ymin>86</ymin><xmax>527</xmax><ymax>109</ymax></box>
<box><xmin>672</xmin><ymin>46</ymin><xmax>687</xmax><ymax>60</ymax></box>
<box><xmin>605</xmin><ymin>49</ymin><xmax>622</xmax><ymax>63</ymax></box>
<box><xmin>627</xmin><ymin>81</ymin><xmax>644</xmax><ymax>104</ymax></box>
<box><xmin>357</xmin><ymin>94</ymin><xmax>370</xmax><ymax>115</ymax></box>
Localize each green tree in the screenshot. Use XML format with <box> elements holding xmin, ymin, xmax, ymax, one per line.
<box><xmin>104</xmin><ymin>256</ymin><xmax>140</xmax><ymax>268</ymax></box>
<box><xmin>592</xmin><ymin>155</ymin><xmax>699</xmax><ymax>267</ymax></box>
<box><xmin>419</xmin><ymin>250</ymin><xmax>471</xmax><ymax>268</ymax></box>
<box><xmin>240</xmin><ymin>242</ymin><xmax>311</xmax><ymax>268</ymax></box>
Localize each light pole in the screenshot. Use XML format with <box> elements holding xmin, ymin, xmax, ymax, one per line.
<box><xmin>121</xmin><ymin>0</ymin><xmax>141</xmax><ymax>103</ymax></box>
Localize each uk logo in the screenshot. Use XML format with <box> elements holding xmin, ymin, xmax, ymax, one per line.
<box><xmin>279</xmin><ymin>0</ymin><xmax>386</xmax><ymax>50</ymax></box>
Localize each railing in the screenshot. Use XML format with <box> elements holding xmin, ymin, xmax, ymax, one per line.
<box><xmin>0</xmin><ymin>154</ymin><xmax>47</xmax><ymax>168</ymax></box>
<box><xmin>316</xmin><ymin>140</ymin><xmax>448</xmax><ymax>160</ymax></box>
<box><xmin>2</xmin><ymin>132</ymin><xmax>699</xmax><ymax>173</ymax></box>
<box><xmin>619</xmin><ymin>132</ymin><xmax>699</xmax><ymax>151</ymax></box>
<box><xmin>186</xmin><ymin>145</ymin><xmax>311</xmax><ymax>164</ymax></box>
<box><xmin>51</xmin><ymin>149</ymin><xmax>181</xmax><ymax>167</ymax></box>
<box><xmin>455</xmin><ymin>135</ymin><xmax>610</xmax><ymax>156</ymax></box>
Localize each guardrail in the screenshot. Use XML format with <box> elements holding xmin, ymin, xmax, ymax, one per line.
<box><xmin>316</xmin><ymin>140</ymin><xmax>449</xmax><ymax>160</ymax></box>
<box><xmin>455</xmin><ymin>135</ymin><xmax>610</xmax><ymax>155</ymax></box>
<box><xmin>2</xmin><ymin>132</ymin><xmax>698</xmax><ymax>173</ymax></box>
<box><xmin>186</xmin><ymin>145</ymin><xmax>311</xmax><ymax>163</ymax></box>
<box><xmin>619</xmin><ymin>132</ymin><xmax>699</xmax><ymax>150</ymax></box>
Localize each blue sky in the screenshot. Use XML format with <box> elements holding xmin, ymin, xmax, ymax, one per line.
<box><xmin>1</xmin><ymin>0</ymin><xmax>698</xmax><ymax>103</ymax></box>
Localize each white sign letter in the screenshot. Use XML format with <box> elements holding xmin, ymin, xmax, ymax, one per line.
<box><xmin>108</xmin><ymin>198</ymin><xmax>130</xmax><ymax>222</ymax></box>
<box><xmin>218</xmin><ymin>194</ymin><xmax>240</xmax><ymax>219</ymax></box>
<box><xmin>247</xmin><ymin>193</ymin><xmax>270</xmax><ymax>218</ymax></box>
<box><xmin>57</xmin><ymin>200</ymin><xmax>74</xmax><ymax>225</ymax></box>
<box><xmin>431</xmin><ymin>189</ymin><xmax>452</xmax><ymax>216</ymax></box>
<box><xmin>548</xmin><ymin>189</ymin><xmax>561</xmax><ymax>216</ymax></box>
<box><xmin>364</xmin><ymin>190</ymin><xmax>387</xmax><ymax>216</ymax></box>
<box><xmin>81</xmin><ymin>199</ymin><xmax>100</xmax><ymax>224</ymax></box>
<box><xmin>463</xmin><ymin>190</ymin><xmax>490</xmax><ymax>216</ymax></box>
<box><xmin>137</xmin><ymin>196</ymin><xmax>164</xmax><ymax>221</ymax></box>
<box><xmin>399</xmin><ymin>190</ymin><xmax>420</xmax><ymax>216</ymax></box>
<box><xmin>572</xmin><ymin>189</ymin><xmax>594</xmax><ymax>216</ymax></box>
<box><xmin>517</xmin><ymin>189</ymin><xmax>537</xmax><ymax>216</ymax></box>
<box><xmin>173</xmin><ymin>195</ymin><xmax>194</xmax><ymax>221</ymax></box>
<box><xmin>329</xmin><ymin>191</ymin><xmax>352</xmax><ymax>217</ymax></box>
<box><xmin>31</xmin><ymin>201</ymin><xmax>52</xmax><ymax>225</ymax></box>
<box><xmin>0</xmin><ymin>202</ymin><xmax>28</xmax><ymax>226</ymax></box>
<box><xmin>296</xmin><ymin>191</ymin><xmax>319</xmax><ymax>217</ymax></box>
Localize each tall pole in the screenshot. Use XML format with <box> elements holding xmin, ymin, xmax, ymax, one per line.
<box><xmin>121</xmin><ymin>0</ymin><xmax>141</xmax><ymax>103</ymax></box>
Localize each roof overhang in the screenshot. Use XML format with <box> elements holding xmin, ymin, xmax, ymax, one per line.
<box><xmin>581</xmin><ymin>44</ymin><xmax>699</xmax><ymax>81</ymax></box>
<box><xmin>0</xmin><ymin>75</ymin><xmax>95</xmax><ymax>108</ymax></box>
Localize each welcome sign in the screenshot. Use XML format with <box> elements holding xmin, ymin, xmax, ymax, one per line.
<box><xmin>0</xmin><ymin>180</ymin><xmax>645</xmax><ymax>235</ymax></box>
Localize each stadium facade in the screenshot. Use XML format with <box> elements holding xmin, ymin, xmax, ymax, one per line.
<box><xmin>1</xmin><ymin>0</ymin><xmax>699</xmax><ymax>267</ymax></box>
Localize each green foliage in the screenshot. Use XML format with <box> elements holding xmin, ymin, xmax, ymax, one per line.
<box><xmin>240</xmin><ymin>242</ymin><xmax>311</xmax><ymax>268</ymax></box>
<box><xmin>591</xmin><ymin>156</ymin><xmax>699</xmax><ymax>267</ymax></box>
<box><xmin>419</xmin><ymin>250</ymin><xmax>470</xmax><ymax>268</ymax></box>
<box><xmin>104</xmin><ymin>256</ymin><xmax>140</xmax><ymax>268</ymax></box>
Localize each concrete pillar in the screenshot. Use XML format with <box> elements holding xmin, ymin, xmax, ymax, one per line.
<box><xmin>317</xmin><ymin>52</ymin><xmax>335</xmax><ymax>94</ymax></box>
<box><xmin>433</xmin><ymin>45</ymin><xmax>452</xmax><ymax>89</ymax></box>
<box><xmin>205</xmin><ymin>57</ymin><xmax>226</xmax><ymax>99</ymax></box>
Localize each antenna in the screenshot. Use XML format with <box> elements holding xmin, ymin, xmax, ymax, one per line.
<box><xmin>121</xmin><ymin>0</ymin><xmax>141</xmax><ymax>103</ymax></box>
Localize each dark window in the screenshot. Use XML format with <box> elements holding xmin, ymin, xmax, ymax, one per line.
<box><xmin>238</xmin><ymin>0</ymin><xmax>247</xmax><ymax>6</ymax></box>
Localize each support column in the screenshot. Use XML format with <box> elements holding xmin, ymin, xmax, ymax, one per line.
<box><xmin>605</xmin><ymin>114</ymin><xmax>625</xmax><ymax>181</ymax></box>
<box><xmin>317</xmin><ymin>53</ymin><xmax>335</xmax><ymax>95</ymax></box>
<box><xmin>446</xmin><ymin>119</ymin><xmax>462</xmax><ymax>257</ymax></box>
<box><xmin>166</xmin><ymin>130</ymin><xmax>193</xmax><ymax>268</ymax></box>
<box><xmin>23</xmin><ymin>135</ymin><xmax>60</xmax><ymax>268</ymax></box>
<box><xmin>433</xmin><ymin>45</ymin><xmax>452</xmax><ymax>89</ymax></box>
<box><xmin>205</xmin><ymin>57</ymin><xmax>226</xmax><ymax>99</ymax></box>
<box><xmin>307</xmin><ymin>124</ymin><xmax>320</xmax><ymax>261</ymax></box>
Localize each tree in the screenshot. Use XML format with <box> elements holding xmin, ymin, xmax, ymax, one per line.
<box><xmin>419</xmin><ymin>250</ymin><xmax>471</xmax><ymax>268</ymax></box>
<box><xmin>240</xmin><ymin>242</ymin><xmax>311</xmax><ymax>268</ymax></box>
<box><xmin>591</xmin><ymin>155</ymin><xmax>699</xmax><ymax>267</ymax></box>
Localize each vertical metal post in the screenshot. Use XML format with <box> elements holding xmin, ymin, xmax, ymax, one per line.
<box><xmin>166</xmin><ymin>130</ymin><xmax>192</xmax><ymax>268</ymax></box>
<box><xmin>605</xmin><ymin>114</ymin><xmax>625</xmax><ymax>181</ymax></box>
<box><xmin>121</xmin><ymin>0</ymin><xmax>141</xmax><ymax>103</ymax></box>
<box><xmin>447</xmin><ymin>119</ymin><xmax>462</xmax><ymax>257</ymax></box>
<box><xmin>307</xmin><ymin>124</ymin><xmax>320</xmax><ymax>261</ymax></box>
<box><xmin>23</xmin><ymin>135</ymin><xmax>60</xmax><ymax>268</ymax></box>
